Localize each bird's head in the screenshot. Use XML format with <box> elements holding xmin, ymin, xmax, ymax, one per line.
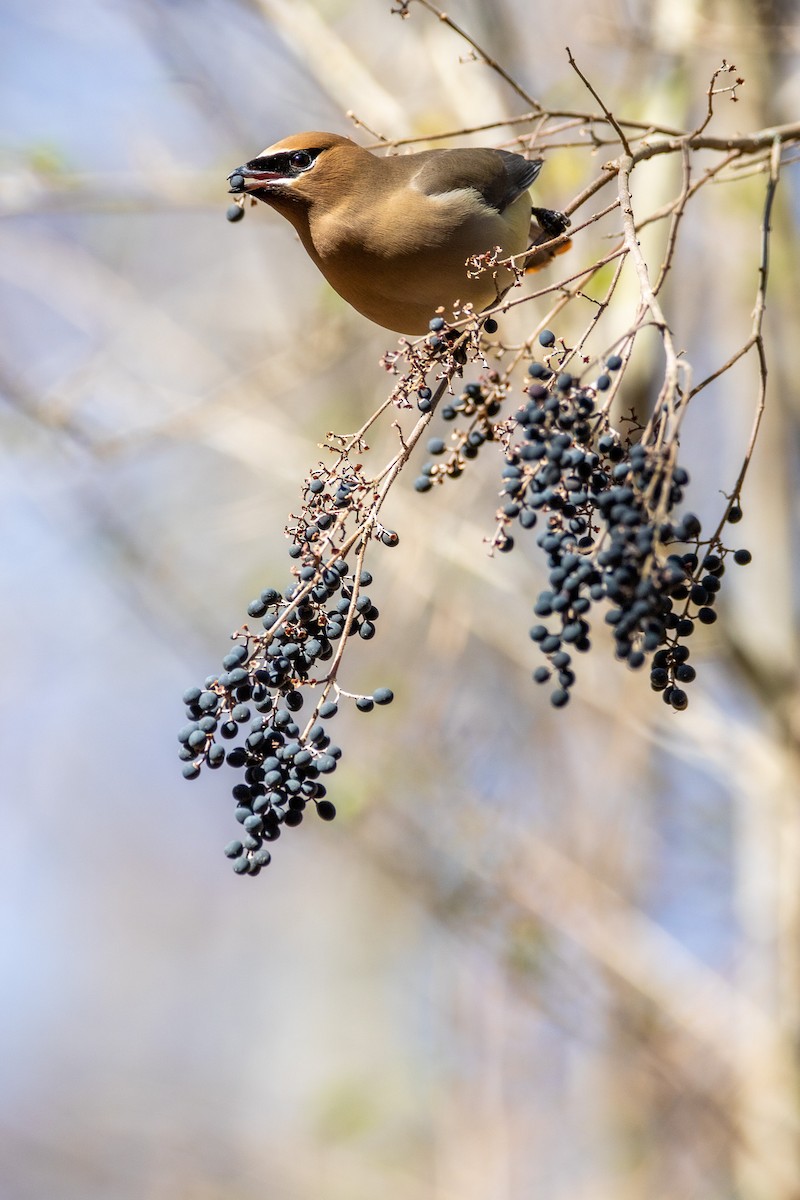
<box><xmin>227</xmin><ymin>132</ymin><xmax>364</xmax><ymax>210</ymax></box>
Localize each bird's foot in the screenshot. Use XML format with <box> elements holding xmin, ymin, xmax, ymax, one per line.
<box><xmin>530</xmin><ymin>207</ymin><xmax>571</xmax><ymax>238</ymax></box>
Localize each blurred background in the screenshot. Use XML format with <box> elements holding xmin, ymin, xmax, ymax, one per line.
<box><xmin>2</xmin><ymin>1</ymin><xmax>800</xmax><ymax>1198</ymax></box>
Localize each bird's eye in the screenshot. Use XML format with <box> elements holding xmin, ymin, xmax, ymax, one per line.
<box><xmin>290</xmin><ymin>151</ymin><xmax>313</xmax><ymax>171</ymax></box>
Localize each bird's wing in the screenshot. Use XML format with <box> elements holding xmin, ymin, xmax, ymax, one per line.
<box><xmin>411</xmin><ymin>148</ymin><xmax>543</xmax><ymax>214</ymax></box>
<box><xmin>496</xmin><ymin>151</ymin><xmax>544</xmax><ymax>208</ymax></box>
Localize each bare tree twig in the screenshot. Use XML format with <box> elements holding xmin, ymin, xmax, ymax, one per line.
<box><xmin>397</xmin><ymin>0</ymin><xmax>543</xmax><ymax>113</ymax></box>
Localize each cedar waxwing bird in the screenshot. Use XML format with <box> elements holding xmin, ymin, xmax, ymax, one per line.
<box><xmin>228</xmin><ymin>132</ymin><xmax>567</xmax><ymax>335</ymax></box>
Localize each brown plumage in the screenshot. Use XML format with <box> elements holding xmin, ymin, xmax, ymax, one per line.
<box><xmin>228</xmin><ymin>132</ymin><xmax>563</xmax><ymax>335</ymax></box>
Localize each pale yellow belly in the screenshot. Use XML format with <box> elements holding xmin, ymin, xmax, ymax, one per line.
<box><xmin>310</xmin><ymin>192</ymin><xmax>532</xmax><ymax>334</ymax></box>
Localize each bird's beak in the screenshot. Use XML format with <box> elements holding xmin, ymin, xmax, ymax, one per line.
<box><xmin>227</xmin><ymin>165</ymin><xmax>281</xmax><ymax>198</ymax></box>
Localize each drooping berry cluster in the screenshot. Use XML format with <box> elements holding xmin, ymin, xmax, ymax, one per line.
<box><xmin>413</xmin><ymin>326</ymin><xmax>752</xmax><ymax>710</ymax></box>
<box><xmin>493</xmin><ymin>335</ymin><xmax>751</xmax><ymax>707</ymax></box>
<box><xmin>178</xmin><ymin>554</ymin><xmax>395</xmax><ymax>875</ymax></box>
<box><xmin>179</xmin><ymin>317</ymin><xmax>486</xmax><ymax>875</ymax></box>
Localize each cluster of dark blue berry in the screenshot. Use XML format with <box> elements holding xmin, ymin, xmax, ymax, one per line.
<box><xmin>180</xmin><ymin>315</ymin><xmax>482</xmax><ymax>874</ymax></box>
<box><xmin>413</xmin><ymin>325</ymin><xmax>752</xmax><ymax>711</ymax></box>
<box><xmin>496</xmin><ymin>334</ymin><xmax>751</xmax><ymax>707</ymax></box>
<box><xmin>178</xmin><ymin>543</ymin><xmax>395</xmax><ymax>875</ymax></box>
